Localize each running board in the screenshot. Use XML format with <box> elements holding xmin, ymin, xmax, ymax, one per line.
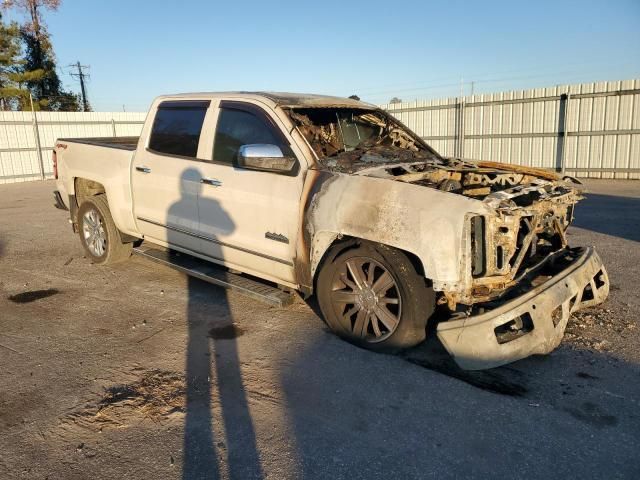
<box><xmin>133</xmin><ymin>246</ymin><xmax>295</xmax><ymax>307</ymax></box>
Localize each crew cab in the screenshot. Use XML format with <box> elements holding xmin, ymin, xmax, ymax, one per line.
<box><xmin>52</xmin><ymin>92</ymin><xmax>609</xmax><ymax>369</ymax></box>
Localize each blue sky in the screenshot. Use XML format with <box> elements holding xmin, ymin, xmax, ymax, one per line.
<box><xmin>5</xmin><ymin>0</ymin><xmax>640</xmax><ymax>111</ymax></box>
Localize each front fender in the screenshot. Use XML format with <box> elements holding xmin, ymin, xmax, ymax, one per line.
<box><xmin>307</xmin><ymin>173</ymin><xmax>492</xmax><ymax>290</ymax></box>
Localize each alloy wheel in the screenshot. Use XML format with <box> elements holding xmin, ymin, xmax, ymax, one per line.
<box><xmin>82</xmin><ymin>208</ymin><xmax>107</xmax><ymax>257</ymax></box>
<box><xmin>330</xmin><ymin>257</ymin><xmax>402</xmax><ymax>342</ymax></box>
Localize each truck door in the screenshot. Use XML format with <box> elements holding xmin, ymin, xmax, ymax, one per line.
<box><xmin>196</xmin><ymin>101</ymin><xmax>302</xmax><ymax>285</ymax></box>
<box><xmin>131</xmin><ymin>100</ymin><xmax>210</xmax><ymax>253</ymax></box>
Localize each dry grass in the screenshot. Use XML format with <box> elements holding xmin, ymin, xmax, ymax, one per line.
<box><xmin>69</xmin><ymin>370</ymin><xmax>186</xmax><ymax>429</ymax></box>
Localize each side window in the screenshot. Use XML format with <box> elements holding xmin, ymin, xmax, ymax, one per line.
<box><xmin>148</xmin><ymin>102</ymin><xmax>208</xmax><ymax>158</ymax></box>
<box><xmin>213</xmin><ymin>108</ymin><xmax>282</xmax><ymax>164</ymax></box>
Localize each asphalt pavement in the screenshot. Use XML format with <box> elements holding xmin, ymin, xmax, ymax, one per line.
<box><xmin>0</xmin><ymin>179</ymin><xmax>638</xmax><ymax>479</ymax></box>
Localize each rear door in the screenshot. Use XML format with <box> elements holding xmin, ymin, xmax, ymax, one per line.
<box><xmin>131</xmin><ymin>100</ymin><xmax>210</xmax><ymax>252</ymax></box>
<box><xmin>196</xmin><ymin>100</ymin><xmax>303</xmax><ymax>284</ymax></box>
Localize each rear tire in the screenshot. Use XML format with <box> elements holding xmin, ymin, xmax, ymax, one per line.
<box><xmin>77</xmin><ymin>195</ymin><xmax>132</xmax><ymax>265</ymax></box>
<box><xmin>317</xmin><ymin>241</ymin><xmax>435</xmax><ymax>351</ymax></box>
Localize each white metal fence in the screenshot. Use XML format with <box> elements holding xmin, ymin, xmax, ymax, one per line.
<box><xmin>0</xmin><ymin>111</ymin><xmax>146</xmax><ymax>184</ymax></box>
<box><xmin>1</xmin><ymin>79</ymin><xmax>639</xmax><ymax>184</ymax></box>
<box><xmin>380</xmin><ymin>79</ymin><xmax>640</xmax><ymax>179</ymax></box>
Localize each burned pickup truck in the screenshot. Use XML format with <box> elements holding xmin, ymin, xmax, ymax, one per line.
<box><xmin>53</xmin><ymin>92</ymin><xmax>609</xmax><ymax>369</ymax></box>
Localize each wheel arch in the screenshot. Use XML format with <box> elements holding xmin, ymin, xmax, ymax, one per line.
<box><xmin>73</xmin><ymin>177</ymin><xmax>140</xmax><ymax>243</ymax></box>
<box><xmin>67</xmin><ymin>177</ymin><xmax>107</xmax><ymax>225</ymax></box>
<box><xmin>74</xmin><ymin>177</ymin><xmax>106</xmax><ymax>204</ymax></box>
<box><xmin>310</xmin><ymin>232</ymin><xmax>428</xmax><ymax>292</ymax></box>
<box><xmin>72</xmin><ymin>176</ymin><xmax>140</xmax><ymax>240</ymax></box>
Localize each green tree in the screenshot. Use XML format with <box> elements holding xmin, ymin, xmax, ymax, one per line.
<box><xmin>0</xmin><ymin>12</ymin><xmax>32</xmax><ymax>109</ymax></box>
<box><xmin>2</xmin><ymin>0</ymin><xmax>81</xmax><ymax>111</ymax></box>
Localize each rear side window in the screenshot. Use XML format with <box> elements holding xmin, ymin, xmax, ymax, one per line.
<box><xmin>149</xmin><ymin>101</ymin><xmax>209</xmax><ymax>158</ymax></box>
<box><xmin>213</xmin><ymin>108</ymin><xmax>282</xmax><ymax>164</ymax></box>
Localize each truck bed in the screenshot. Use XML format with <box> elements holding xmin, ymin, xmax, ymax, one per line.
<box><xmin>57</xmin><ymin>136</ymin><xmax>140</xmax><ymax>151</ymax></box>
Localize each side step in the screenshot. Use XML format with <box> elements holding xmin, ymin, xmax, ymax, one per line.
<box><xmin>133</xmin><ymin>246</ymin><xmax>296</xmax><ymax>307</ymax></box>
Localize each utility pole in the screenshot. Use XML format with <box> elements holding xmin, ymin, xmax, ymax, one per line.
<box><xmin>29</xmin><ymin>93</ymin><xmax>46</xmax><ymax>180</ymax></box>
<box><xmin>69</xmin><ymin>61</ymin><xmax>90</xmax><ymax>111</ymax></box>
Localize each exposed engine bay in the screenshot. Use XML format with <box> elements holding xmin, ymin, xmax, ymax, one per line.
<box><xmin>289</xmin><ymin>106</ymin><xmax>586</xmax><ymax>305</ymax></box>
<box><xmin>362</xmin><ymin>159</ymin><xmax>584</xmax><ymax>304</ymax></box>
<box><xmin>288</xmin><ymin>106</ymin><xmax>573</xmax><ymax>200</ymax></box>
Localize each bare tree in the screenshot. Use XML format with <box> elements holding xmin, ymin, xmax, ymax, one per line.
<box><xmin>1</xmin><ymin>0</ymin><xmax>60</xmax><ymax>37</ymax></box>
<box><xmin>389</xmin><ymin>97</ymin><xmax>402</xmax><ymax>104</ymax></box>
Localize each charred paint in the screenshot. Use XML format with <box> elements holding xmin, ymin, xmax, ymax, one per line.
<box><xmin>293</xmin><ymin>169</ymin><xmax>336</xmax><ymax>294</ymax></box>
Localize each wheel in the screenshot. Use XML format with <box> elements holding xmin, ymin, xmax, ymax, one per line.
<box><xmin>77</xmin><ymin>194</ymin><xmax>132</xmax><ymax>265</ymax></box>
<box><xmin>316</xmin><ymin>241</ymin><xmax>435</xmax><ymax>351</ymax></box>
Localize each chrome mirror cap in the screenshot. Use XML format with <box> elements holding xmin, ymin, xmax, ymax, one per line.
<box><xmin>237</xmin><ymin>144</ymin><xmax>296</xmax><ymax>173</ymax></box>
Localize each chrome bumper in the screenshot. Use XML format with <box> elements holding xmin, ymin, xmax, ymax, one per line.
<box><xmin>437</xmin><ymin>247</ymin><xmax>609</xmax><ymax>370</ymax></box>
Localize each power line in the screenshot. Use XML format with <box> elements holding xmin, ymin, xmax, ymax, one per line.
<box><xmin>359</xmin><ymin>69</ymin><xmax>628</xmax><ymax>103</ymax></box>
<box><xmin>346</xmin><ymin>60</ymin><xmax>638</xmax><ymax>102</ymax></box>
<box><xmin>68</xmin><ymin>61</ymin><xmax>90</xmax><ymax>111</ymax></box>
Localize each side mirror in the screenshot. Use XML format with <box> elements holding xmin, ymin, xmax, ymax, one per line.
<box><xmin>237</xmin><ymin>144</ymin><xmax>297</xmax><ymax>174</ymax></box>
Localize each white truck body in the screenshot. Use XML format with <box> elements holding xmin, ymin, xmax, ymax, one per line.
<box><xmin>53</xmin><ymin>92</ymin><xmax>609</xmax><ymax>369</ymax></box>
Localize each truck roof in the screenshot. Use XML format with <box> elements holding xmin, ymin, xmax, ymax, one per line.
<box><xmin>155</xmin><ymin>91</ymin><xmax>378</xmax><ymax>109</ymax></box>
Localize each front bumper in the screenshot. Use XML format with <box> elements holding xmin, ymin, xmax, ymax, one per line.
<box><xmin>437</xmin><ymin>247</ymin><xmax>609</xmax><ymax>370</ymax></box>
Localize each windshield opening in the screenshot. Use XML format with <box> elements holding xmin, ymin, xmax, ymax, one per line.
<box><xmin>288</xmin><ymin>107</ymin><xmax>441</xmax><ymax>172</ymax></box>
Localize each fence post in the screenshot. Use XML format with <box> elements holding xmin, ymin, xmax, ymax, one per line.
<box><xmin>560</xmin><ymin>93</ymin><xmax>570</xmax><ymax>174</ymax></box>
<box><xmin>29</xmin><ymin>94</ymin><xmax>45</xmax><ymax>180</ymax></box>
<box><xmin>459</xmin><ymin>99</ymin><xmax>465</xmax><ymax>159</ymax></box>
<box><xmin>455</xmin><ymin>100</ymin><xmax>459</xmax><ymax>157</ymax></box>
<box><xmin>111</xmin><ymin>118</ymin><xmax>117</xmax><ymax>137</ymax></box>
<box><xmin>456</xmin><ymin>98</ymin><xmax>466</xmax><ymax>158</ymax></box>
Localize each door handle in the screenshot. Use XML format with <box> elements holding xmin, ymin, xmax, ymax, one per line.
<box><xmin>200</xmin><ymin>177</ymin><xmax>222</xmax><ymax>187</ymax></box>
<box><xmin>135</xmin><ymin>165</ymin><xmax>151</xmax><ymax>173</ymax></box>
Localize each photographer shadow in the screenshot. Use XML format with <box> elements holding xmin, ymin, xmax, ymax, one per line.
<box><xmin>167</xmin><ymin>167</ymin><xmax>263</xmax><ymax>479</ymax></box>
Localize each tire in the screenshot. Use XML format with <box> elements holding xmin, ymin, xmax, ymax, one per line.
<box><xmin>316</xmin><ymin>241</ymin><xmax>435</xmax><ymax>351</ymax></box>
<box><xmin>77</xmin><ymin>194</ymin><xmax>132</xmax><ymax>265</ymax></box>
